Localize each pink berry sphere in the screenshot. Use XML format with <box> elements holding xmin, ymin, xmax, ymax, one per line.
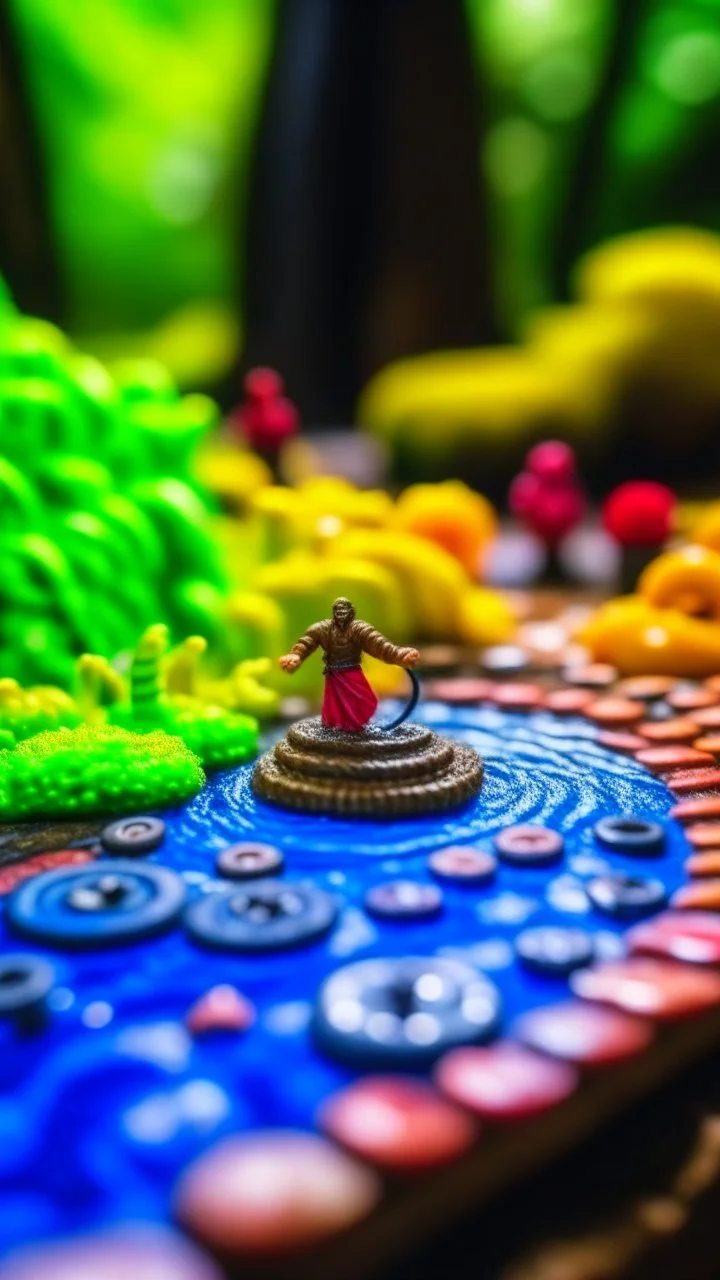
<box><xmin>233</xmin><ymin>367</ymin><xmax>299</xmax><ymax>453</ymax></box>
<box><xmin>526</xmin><ymin>441</ymin><xmax>576</xmax><ymax>484</ymax></box>
<box><xmin>509</xmin><ymin>441</ymin><xmax>586</xmax><ymax>546</ymax></box>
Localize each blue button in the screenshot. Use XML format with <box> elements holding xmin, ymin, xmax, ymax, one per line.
<box><xmin>184</xmin><ymin>879</ymin><xmax>338</xmax><ymax>952</ymax></box>
<box><xmin>7</xmin><ymin>861</ymin><xmax>186</xmax><ymax>948</ymax></box>
<box><xmin>586</xmin><ymin>873</ymin><xmax>667</xmax><ymax>919</ymax></box>
<box><xmin>100</xmin><ymin>815</ymin><xmax>166</xmax><ymax>856</ymax></box>
<box><xmin>314</xmin><ymin>956</ymin><xmax>501</xmax><ymax>1068</ymax></box>
<box><xmin>364</xmin><ymin>881</ymin><xmax>443</xmax><ymax>921</ymax></box>
<box><xmin>593</xmin><ymin>816</ymin><xmax>665</xmax><ymax>855</ymax></box>
<box><xmin>515</xmin><ymin>926</ymin><xmax>594</xmax><ymax>975</ymax></box>
<box><xmin>0</xmin><ymin>954</ymin><xmax>56</xmax><ymax>1017</ymax></box>
<box><xmin>215</xmin><ymin>842</ymin><xmax>284</xmax><ymax>880</ymax></box>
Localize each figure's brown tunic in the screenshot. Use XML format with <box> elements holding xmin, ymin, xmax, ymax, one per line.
<box><xmin>290</xmin><ymin>619</ymin><xmax>406</xmax><ymax>674</ymax></box>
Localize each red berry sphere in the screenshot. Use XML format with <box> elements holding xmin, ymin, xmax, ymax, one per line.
<box><xmin>233</xmin><ymin>367</ymin><xmax>299</xmax><ymax>454</ymax></box>
<box><xmin>602</xmin><ymin>481</ymin><xmax>676</xmax><ymax>547</ymax></box>
<box><xmin>509</xmin><ymin>441</ymin><xmax>586</xmax><ymax>547</ymax></box>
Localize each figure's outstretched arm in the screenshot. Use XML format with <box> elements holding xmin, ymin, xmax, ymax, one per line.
<box><xmin>354</xmin><ymin>622</ymin><xmax>419</xmax><ymax>668</ymax></box>
<box><xmin>278</xmin><ymin>625</ymin><xmax>321</xmax><ymax>674</ymax></box>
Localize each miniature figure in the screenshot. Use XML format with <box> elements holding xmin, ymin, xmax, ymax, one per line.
<box><xmin>254</xmin><ymin>599</ymin><xmax>482</xmax><ymax>816</ymax></box>
<box><xmin>278</xmin><ymin>597</ymin><xmax>420</xmax><ymax>731</ymax></box>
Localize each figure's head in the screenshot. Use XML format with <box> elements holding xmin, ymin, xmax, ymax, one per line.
<box><xmin>332</xmin><ymin>597</ymin><xmax>355</xmax><ymax>629</ymax></box>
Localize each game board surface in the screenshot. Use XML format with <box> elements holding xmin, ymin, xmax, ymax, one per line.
<box><xmin>0</xmin><ymin>699</ymin><xmax>692</xmax><ymax>1258</ymax></box>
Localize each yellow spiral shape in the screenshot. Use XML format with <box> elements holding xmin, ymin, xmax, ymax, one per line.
<box><xmin>640</xmin><ymin>545</ymin><xmax>720</xmax><ymax>619</ymax></box>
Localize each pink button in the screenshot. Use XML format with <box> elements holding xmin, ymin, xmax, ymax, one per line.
<box><xmin>544</xmin><ymin>688</ymin><xmax>595</xmax><ymax>715</ymax></box>
<box><xmin>174</xmin><ymin>1131</ymin><xmax>380</xmax><ymax>1255</ymax></box>
<box><xmin>672</xmin><ymin>879</ymin><xmax>720</xmax><ymax>909</ymax></box>
<box><xmin>571</xmin><ymin>957</ymin><xmax>720</xmax><ymax>1020</ymax></box>
<box><xmin>634</xmin><ymin>745</ymin><xmax>714</xmax><ymax>773</ymax></box>
<box><xmin>668</xmin><ymin>686</ymin><xmax>720</xmax><ymax>711</ymax></box>
<box><xmin>425</xmin><ymin>678</ymin><xmax>494</xmax><ymax>704</ymax></box>
<box><xmin>319</xmin><ymin>1076</ymin><xmax>478</xmax><ymax>1170</ymax></box>
<box><xmin>666</xmin><ymin>768</ymin><xmax>720</xmax><ymax>795</ymax></box>
<box><xmin>628</xmin><ymin>912</ymin><xmax>720</xmax><ymax>965</ymax></box>
<box><xmin>435</xmin><ymin>1041</ymin><xmax>578</xmax><ymax>1121</ymax></box>
<box><xmin>685</xmin><ymin>823</ymin><xmax>720</xmax><ymax>849</ymax></box>
<box><xmin>686</xmin><ymin>852</ymin><xmax>720</xmax><ymax>878</ymax></box>
<box><xmin>637</xmin><ymin>718</ymin><xmax>700</xmax><ymax>744</ymax></box>
<box><xmin>185</xmin><ymin>986</ymin><xmax>255</xmax><ymax>1036</ymax></box>
<box><xmin>671</xmin><ymin>796</ymin><xmax>720</xmax><ymax>822</ymax></box>
<box><xmin>490</xmin><ymin>683</ymin><xmax>544</xmax><ymax>711</ymax></box>
<box><xmin>514</xmin><ymin>999</ymin><xmax>653</xmax><ymax>1066</ymax></box>
<box><xmin>596</xmin><ymin>730</ymin><xmax>647</xmax><ymax>755</ymax></box>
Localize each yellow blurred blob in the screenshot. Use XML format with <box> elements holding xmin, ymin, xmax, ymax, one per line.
<box><xmin>197</xmin><ymin>443</ymin><xmax>272</xmax><ymax>515</ymax></box>
<box><xmin>525</xmin><ymin>302</ymin><xmax>657</xmax><ymax>424</ymax></box>
<box><xmin>333</xmin><ymin>530</ymin><xmax>467</xmax><ymax>638</ymax></box>
<box><xmin>640</xmin><ymin>545</ymin><xmax>720</xmax><ymax>618</ymax></box>
<box><xmin>575</xmin><ymin>227</ymin><xmax>720</xmax><ymax>309</ymax></box>
<box><xmin>360</xmin><ymin>227</ymin><xmax>720</xmax><ymax>467</ymax></box>
<box><xmin>458</xmin><ymin>587</ymin><xmax>517</xmax><ymax>648</ymax></box>
<box><xmin>200</xmin><ymin>658</ymin><xmax>281</xmax><ymax>719</ymax></box>
<box><xmin>574</xmin><ymin>228</ymin><xmax>720</xmax><ymax>403</ymax></box>
<box><xmin>88</xmin><ymin>301</ymin><xmax>242</xmax><ymax>389</ymax></box>
<box><xmin>579</xmin><ymin>545</ymin><xmax>720</xmax><ymax>676</ymax></box>
<box><xmin>359</xmin><ymin>348</ymin><xmax>581</xmax><ymax>450</ymax></box>
<box><xmin>248</xmin><ymin>478</ymin><xmax>394</xmax><ymax>562</ymax></box>
<box><xmin>692</xmin><ymin>502</ymin><xmax>720</xmax><ymax>553</ymax></box>
<box><xmin>393</xmin><ymin>481</ymin><xmax>497</xmax><ymax>575</ymax></box>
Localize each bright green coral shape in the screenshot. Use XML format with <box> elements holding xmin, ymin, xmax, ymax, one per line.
<box><xmin>0</xmin><ymin>723</ymin><xmax>204</xmax><ymax>820</ymax></box>
<box><xmin>0</xmin><ymin>288</ymin><xmax>230</xmax><ymax>687</ymax></box>
<box><xmin>107</xmin><ymin>622</ymin><xmax>260</xmax><ymax>769</ymax></box>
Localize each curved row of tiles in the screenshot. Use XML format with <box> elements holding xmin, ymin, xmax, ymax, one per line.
<box><xmin>7</xmin><ymin>681</ymin><xmax>720</xmax><ymax>1277</ymax></box>
<box><xmin>429</xmin><ymin>669</ymin><xmax>720</xmax><ymax>903</ymax></box>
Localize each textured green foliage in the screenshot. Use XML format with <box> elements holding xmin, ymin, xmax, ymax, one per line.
<box><xmin>107</xmin><ymin>623</ymin><xmax>260</xmax><ymax>769</ymax></box>
<box><xmin>111</xmin><ymin>700</ymin><xmax>259</xmax><ymax>771</ymax></box>
<box><xmin>0</xmin><ymin>724</ymin><xmax>204</xmax><ymax>820</ymax></box>
<box><xmin>0</xmin><ymin>304</ymin><xmax>228</xmax><ymax>687</ymax></box>
<box><xmin>0</xmin><ymin>678</ymin><xmax>81</xmax><ymax>745</ymax></box>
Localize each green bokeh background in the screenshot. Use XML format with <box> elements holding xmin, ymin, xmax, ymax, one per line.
<box><xmin>3</xmin><ymin>0</ymin><xmax>719</xmax><ymax>375</ymax></box>
<box><xmin>7</xmin><ymin>0</ymin><xmax>276</xmax><ymax>377</ymax></box>
<box><xmin>464</xmin><ymin>0</ymin><xmax>720</xmax><ymax>331</ymax></box>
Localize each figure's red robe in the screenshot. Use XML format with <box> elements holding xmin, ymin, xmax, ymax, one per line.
<box><xmin>290</xmin><ymin>615</ymin><xmax>405</xmax><ymax>732</ymax></box>
<box><xmin>322</xmin><ymin>667</ymin><xmax>378</xmax><ymax>731</ymax></box>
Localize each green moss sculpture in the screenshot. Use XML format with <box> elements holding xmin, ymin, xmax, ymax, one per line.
<box><xmin>0</xmin><ymin>291</ymin><xmax>228</xmax><ymax>689</ymax></box>
<box><xmin>0</xmin><ymin>724</ymin><xmax>204</xmax><ymax>820</ymax></box>
<box><xmin>107</xmin><ymin>624</ymin><xmax>259</xmax><ymax>769</ymax></box>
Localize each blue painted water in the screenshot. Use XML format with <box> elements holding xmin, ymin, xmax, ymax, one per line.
<box><xmin>0</xmin><ymin>704</ymin><xmax>691</xmax><ymax>1255</ymax></box>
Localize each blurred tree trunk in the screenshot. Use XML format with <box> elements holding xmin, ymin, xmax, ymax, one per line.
<box><xmin>0</xmin><ymin>5</ymin><xmax>60</xmax><ymax>319</ymax></box>
<box><xmin>553</xmin><ymin>0</ymin><xmax>646</xmax><ymax>298</ymax></box>
<box><xmin>243</xmin><ymin>0</ymin><xmax>494</xmax><ymax>425</ymax></box>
